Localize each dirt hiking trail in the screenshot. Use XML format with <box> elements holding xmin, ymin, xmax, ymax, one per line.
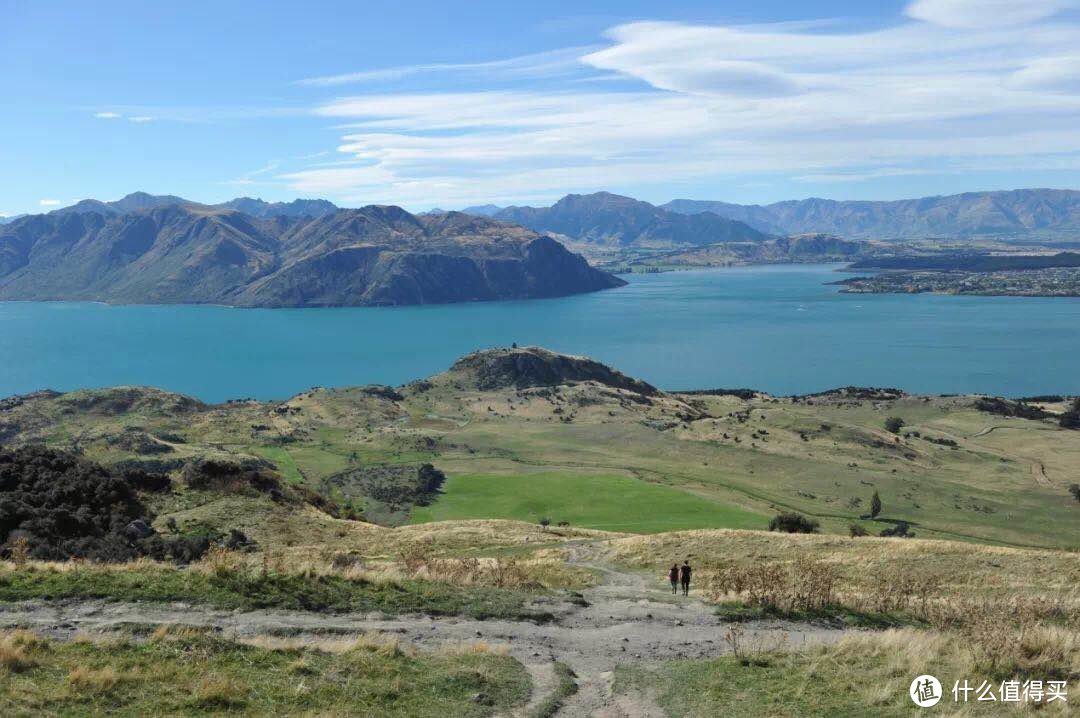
<box><xmin>0</xmin><ymin>541</ymin><xmax>856</xmax><ymax>717</ymax></box>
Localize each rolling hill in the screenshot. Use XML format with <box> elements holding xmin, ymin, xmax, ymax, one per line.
<box><xmin>2</xmin><ymin>346</ymin><xmax>1076</xmax><ymax>547</ymax></box>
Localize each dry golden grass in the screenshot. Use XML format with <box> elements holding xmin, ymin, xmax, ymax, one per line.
<box><xmin>605</xmin><ymin>529</ymin><xmax>1080</xmax><ymax>604</ymax></box>
<box><xmin>187</xmin><ymin>537</ymin><xmax>591</xmax><ymax>591</ymax></box>
<box><xmin>436</xmin><ymin>640</ymin><xmax>509</xmax><ymax>657</ymax></box>
<box><xmin>832</xmin><ymin>624</ymin><xmax>1080</xmax><ymax>687</ymax></box>
<box><xmin>0</xmin><ymin>630</ymin><xmax>47</xmax><ymax>673</ymax></box>
<box><xmin>67</xmin><ymin>666</ymin><xmax>121</xmax><ymax>694</ymax></box>
<box><xmin>347</xmin><ymin>632</ymin><xmax>410</xmax><ymax>658</ymax></box>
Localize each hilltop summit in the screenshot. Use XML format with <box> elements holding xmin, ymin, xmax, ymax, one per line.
<box><xmin>449</xmin><ymin>346</ymin><xmax>660</xmax><ymax>396</ymax></box>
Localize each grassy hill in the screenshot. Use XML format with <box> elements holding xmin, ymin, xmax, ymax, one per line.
<box><xmin>2</xmin><ymin>347</ymin><xmax>1077</xmax><ymax>550</ymax></box>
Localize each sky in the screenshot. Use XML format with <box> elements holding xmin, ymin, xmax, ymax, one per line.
<box><xmin>2</xmin><ymin>0</ymin><xmax>1079</xmax><ymax>216</ymax></box>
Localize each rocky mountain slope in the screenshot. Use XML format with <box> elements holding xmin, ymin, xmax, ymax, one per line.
<box><xmin>663</xmin><ymin>189</ymin><xmax>1080</xmax><ymax>240</ymax></box>
<box><xmin>0</xmin><ymin>201</ymin><xmax>624</xmax><ymax>307</ymax></box>
<box><xmin>489</xmin><ymin>192</ymin><xmax>770</xmax><ymax>248</ymax></box>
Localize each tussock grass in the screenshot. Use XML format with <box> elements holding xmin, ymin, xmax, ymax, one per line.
<box><xmin>0</xmin><ymin>631</ymin><xmax>530</xmax><ymax>716</ymax></box>
<box><xmin>0</xmin><ymin>630</ymin><xmax>47</xmax><ymax>673</ymax></box>
<box><xmin>67</xmin><ymin>666</ymin><xmax>121</xmax><ymax>694</ymax></box>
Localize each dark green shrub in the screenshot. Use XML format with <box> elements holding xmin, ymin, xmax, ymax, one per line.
<box><xmin>768</xmin><ymin>512</ymin><xmax>819</xmax><ymax>534</ymax></box>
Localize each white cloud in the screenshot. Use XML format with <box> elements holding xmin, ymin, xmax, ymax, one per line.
<box><xmin>128</xmin><ymin>116</ymin><xmax>154</xmax><ymax>123</ymax></box>
<box><xmin>284</xmin><ymin>9</ymin><xmax>1080</xmax><ymax>207</ymax></box>
<box><xmin>1006</xmin><ymin>55</ymin><xmax>1080</xmax><ymax>93</ymax></box>
<box><xmin>905</xmin><ymin>0</ymin><xmax>1076</xmax><ymax>29</ymax></box>
<box><xmin>39</xmin><ymin>199</ymin><xmax>62</xmax><ymax>206</ymax></box>
<box><xmin>93</xmin><ymin>112</ymin><xmax>121</xmax><ymax>119</ymax></box>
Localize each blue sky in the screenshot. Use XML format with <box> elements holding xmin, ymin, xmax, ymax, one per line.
<box><xmin>2</xmin><ymin>0</ymin><xmax>1079</xmax><ymax>216</ymax></box>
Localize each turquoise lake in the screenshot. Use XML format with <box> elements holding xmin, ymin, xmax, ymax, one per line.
<box><xmin>2</xmin><ymin>263</ymin><xmax>1078</xmax><ymax>402</ymax></box>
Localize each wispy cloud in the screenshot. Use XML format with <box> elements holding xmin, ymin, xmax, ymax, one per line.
<box><xmin>93</xmin><ymin>112</ymin><xmax>121</xmax><ymax>119</ymax></box>
<box><xmin>224</xmin><ymin>160</ymin><xmax>283</xmax><ymax>187</ymax></box>
<box><xmin>38</xmin><ymin>199</ymin><xmax>62</xmax><ymax>206</ymax></box>
<box><xmin>282</xmin><ymin>0</ymin><xmax>1080</xmax><ymax>207</ymax></box>
<box><xmin>128</xmin><ymin>116</ymin><xmax>154</xmax><ymax>123</ymax></box>
<box><xmin>296</xmin><ymin>47</ymin><xmax>595</xmax><ymax>87</ymax></box>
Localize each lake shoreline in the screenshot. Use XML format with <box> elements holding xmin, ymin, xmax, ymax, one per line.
<box><xmin>4</xmin><ymin>264</ymin><xmax>1079</xmax><ymax>401</ymax></box>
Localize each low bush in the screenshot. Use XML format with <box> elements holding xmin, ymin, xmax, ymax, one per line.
<box><xmin>0</xmin><ymin>447</ymin><xmax>247</xmax><ymax>564</ymax></box>
<box><xmin>768</xmin><ymin>512</ymin><xmax>819</xmax><ymax>534</ymax></box>
<box><xmin>974</xmin><ymin>397</ymin><xmax>1051</xmax><ymax>420</ymax></box>
<box><xmin>0</xmin><ymin>446</ymin><xmax>148</xmax><ymax>561</ymax></box>
<box><xmin>879</xmin><ymin>521</ymin><xmax>913</xmax><ymax>538</ymax></box>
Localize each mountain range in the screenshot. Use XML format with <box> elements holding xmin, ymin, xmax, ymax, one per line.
<box><xmin>662</xmin><ymin>189</ymin><xmax>1080</xmax><ymax>240</ymax></box>
<box><xmin>490</xmin><ymin>192</ymin><xmax>770</xmax><ymax>248</ymax></box>
<box><xmin>0</xmin><ymin>195</ymin><xmax>622</xmax><ymax>307</ymax></box>
<box><xmin>52</xmin><ymin>192</ymin><xmax>340</xmax><ymax>221</ymax></box>
<box><xmin>465</xmin><ymin>189</ymin><xmax>1080</xmax><ymax>242</ymax></box>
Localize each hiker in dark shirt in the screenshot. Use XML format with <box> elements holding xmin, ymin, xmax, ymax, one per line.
<box><xmin>679</xmin><ymin>560</ymin><xmax>692</xmax><ymax>596</ymax></box>
<box><xmin>668</xmin><ymin>564</ymin><xmax>679</xmax><ymax>594</ymax></box>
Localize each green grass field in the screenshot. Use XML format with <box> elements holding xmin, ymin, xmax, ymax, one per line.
<box><xmin>410</xmin><ymin>471</ymin><xmax>765</xmax><ymax>533</ymax></box>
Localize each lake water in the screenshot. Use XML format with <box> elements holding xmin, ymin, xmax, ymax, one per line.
<box><xmin>2</xmin><ymin>264</ymin><xmax>1078</xmax><ymax>402</ymax></box>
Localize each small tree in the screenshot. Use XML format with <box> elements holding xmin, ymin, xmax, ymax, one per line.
<box><xmin>848</xmin><ymin>523</ymin><xmax>869</xmax><ymax>537</ymax></box>
<box><xmin>870</xmin><ymin>490</ymin><xmax>882</xmax><ymax>518</ymax></box>
<box><xmin>539</xmin><ymin>517</ymin><xmax>551</xmax><ymax>531</ymax></box>
<box><xmin>1069</xmin><ymin>483</ymin><xmax>1080</xmax><ymax>503</ymax></box>
<box><xmin>884</xmin><ymin>417</ymin><xmax>905</xmax><ymax>434</ymax></box>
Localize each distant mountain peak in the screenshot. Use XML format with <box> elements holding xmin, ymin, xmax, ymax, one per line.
<box><xmin>492</xmin><ymin>192</ymin><xmax>770</xmax><ymax>248</ymax></box>
<box><xmin>459</xmin><ymin>204</ymin><xmax>503</xmax><ymax>217</ymax></box>
<box><xmin>218</xmin><ymin>197</ymin><xmax>338</xmax><ymax>219</ymax></box>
